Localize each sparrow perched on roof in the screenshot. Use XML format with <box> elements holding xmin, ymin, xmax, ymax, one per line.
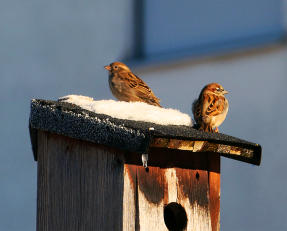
<box><xmin>192</xmin><ymin>83</ymin><xmax>229</xmax><ymax>133</ymax></box>
<box><xmin>104</xmin><ymin>62</ymin><xmax>161</xmax><ymax>107</ymax></box>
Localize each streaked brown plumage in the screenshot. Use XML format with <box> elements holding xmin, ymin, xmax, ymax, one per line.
<box><xmin>104</xmin><ymin>62</ymin><xmax>161</xmax><ymax>107</ymax></box>
<box><xmin>192</xmin><ymin>83</ymin><xmax>229</xmax><ymax>133</ymax></box>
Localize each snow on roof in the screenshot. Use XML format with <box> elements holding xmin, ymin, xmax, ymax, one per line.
<box><xmin>58</xmin><ymin>95</ymin><xmax>192</xmax><ymax>126</ymax></box>
<box><xmin>29</xmin><ymin>98</ymin><xmax>262</xmax><ymax>165</ymax></box>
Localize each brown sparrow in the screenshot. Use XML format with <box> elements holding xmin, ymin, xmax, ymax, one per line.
<box><xmin>192</xmin><ymin>83</ymin><xmax>229</xmax><ymax>133</ymax></box>
<box><xmin>104</xmin><ymin>62</ymin><xmax>161</xmax><ymax>107</ymax></box>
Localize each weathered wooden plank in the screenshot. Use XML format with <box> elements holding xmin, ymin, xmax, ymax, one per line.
<box><xmin>37</xmin><ymin>130</ymin><xmax>49</xmax><ymax>231</ymax></box>
<box><xmin>150</xmin><ymin>138</ymin><xmax>254</xmax><ymax>156</ymax></box>
<box><xmin>124</xmin><ymin>165</ymin><xmax>168</xmax><ymax>231</ymax></box>
<box><xmin>208</xmin><ymin>153</ymin><xmax>220</xmax><ymax>231</ymax></box>
<box><xmin>37</xmin><ymin>131</ymin><xmax>125</xmax><ymax>231</ymax></box>
<box><xmin>123</xmin><ymin>165</ymin><xmax>137</xmax><ymax>231</ymax></box>
<box><xmin>37</xmin><ymin>131</ymin><xmax>221</xmax><ymax>231</ymax></box>
<box><xmin>137</xmin><ymin>166</ymin><xmax>168</xmax><ymax>230</ymax></box>
<box><xmin>176</xmin><ymin>168</ymin><xmax>211</xmax><ymax>231</ymax></box>
<box><xmin>150</xmin><ymin>138</ymin><xmax>258</xmax><ymax>165</ymax></box>
<box><xmin>123</xmin><ymin>152</ymin><xmax>219</xmax><ymax>231</ymax></box>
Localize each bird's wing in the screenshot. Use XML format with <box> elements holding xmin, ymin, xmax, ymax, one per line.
<box><xmin>192</xmin><ymin>99</ymin><xmax>201</xmax><ymax>124</ymax></box>
<box><xmin>202</xmin><ymin>94</ymin><xmax>225</xmax><ymax>117</ymax></box>
<box><xmin>127</xmin><ymin>73</ymin><xmax>151</xmax><ymax>92</ymax></box>
<box><xmin>127</xmin><ymin>72</ymin><xmax>161</xmax><ymax>106</ymax></box>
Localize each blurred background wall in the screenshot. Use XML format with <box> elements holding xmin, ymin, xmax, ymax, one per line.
<box><xmin>0</xmin><ymin>0</ymin><xmax>286</xmax><ymax>230</ymax></box>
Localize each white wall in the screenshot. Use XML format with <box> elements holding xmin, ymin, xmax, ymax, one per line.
<box><xmin>0</xmin><ymin>1</ymin><xmax>133</xmax><ymax>230</ymax></box>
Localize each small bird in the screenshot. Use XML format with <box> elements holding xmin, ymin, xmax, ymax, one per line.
<box><xmin>104</xmin><ymin>62</ymin><xmax>161</xmax><ymax>107</ymax></box>
<box><xmin>192</xmin><ymin>83</ymin><xmax>229</xmax><ymax>133</ymax></box>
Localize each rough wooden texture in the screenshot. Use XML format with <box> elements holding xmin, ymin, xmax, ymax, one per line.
<box><xmin>36</xmin><ymin>131</ymin><xmax>220</xmax><ymax>231</ymax></box>
<box><xmin>150</xmin><ymin>137</ymin><xmax>259</xmax><ymax>165</ymax></box>
<box><xmin>123</xmin><ymin>165</ymin><xmax>137</xmax><ymax>231</ymax></box>
<box><xmin>123</xmin><ymin>153</ymin><xmax>220</xmax><ymax>231</ymax></box>
<box><xmin>208</xmin><ymin>154</ymin><xmax>220</xmax><ymax>231</ymax></box>
<box><xmin>37</xmin><ymin>131</ymin><xmax>125</xmax><ymax>231</ymax></box>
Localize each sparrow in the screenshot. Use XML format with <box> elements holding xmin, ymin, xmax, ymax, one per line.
<box><xmin>104</xmin><ymin>62</ymin><xmax>161</xmax><ymax>107</ymax></box>
<box><xmin>192</xmin><ymin>83</ymin><xmax>229</xmax><ymax>133</ymax></box>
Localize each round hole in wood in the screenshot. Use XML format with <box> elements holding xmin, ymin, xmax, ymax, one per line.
<box><xmin>164</xmin><ymin>202</ymin><xmax>187</xmax><ymax>231</ymax></box>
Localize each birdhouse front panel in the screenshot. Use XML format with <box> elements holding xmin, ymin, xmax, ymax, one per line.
<box><xmin>122</xmin><ymin>151</ymin><xmax>220</xmax><ymax>231</ymax></box>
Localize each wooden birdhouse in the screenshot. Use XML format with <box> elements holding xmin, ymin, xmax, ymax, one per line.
<box><xmin>29</xmin><ymin>99</ymin><xmax>261</xmax><ymax>231</ymax></box>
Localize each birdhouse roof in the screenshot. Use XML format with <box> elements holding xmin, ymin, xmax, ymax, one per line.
<box><xmin>29</xmin><ymin>99</ymin><xmax>261</xmax><ymax>165</ymax></box>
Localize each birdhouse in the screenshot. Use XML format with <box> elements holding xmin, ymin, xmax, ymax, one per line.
<box><xmin>29</xmin><ymin>99</ymin><xmax>261</xmax><ymax>231</ymax></box>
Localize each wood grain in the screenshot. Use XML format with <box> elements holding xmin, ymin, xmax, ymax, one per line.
<box><xmin>176</xmin><ymin>168</ymin><xmax>211</xmax><ymax>231</ymax></box>
<box><xmin>123</xmin><ymin>161</ymin><xmax>219</xmax><ymax>231</ymax></box>
<box><xmin>123</xmin><ymin>165</ymin><xmax>137</xmax><ymax>231</ymax></box>
<box><xmin>208</xmin><ymin>153</ymin><xmax>220</xmax><ymax>231</ymax></box>
<box><xmin>37</xmin><ymin>131</ymin><xmax>125</xmax><ymax>231</ymax></box>
<box><xmin>36</xmin><ymin>131</ymin><xmax>221</xmax><ymax>231</ymax></box>
<box><xmin>150</xmin><ymin>137</ymin><xmax>257</xmax><ymax>165</ymax></box>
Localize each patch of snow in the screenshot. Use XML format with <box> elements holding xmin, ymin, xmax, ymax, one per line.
<box><xmin>58</xmin><ymin>95</ymin><xmax>192</xmax><ymax>126</ymax></box>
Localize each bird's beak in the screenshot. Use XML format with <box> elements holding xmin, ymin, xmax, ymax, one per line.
<box><xmin>223</xmin><ymin>90</ymin><xmax>229</xmax><ymax>95</ymax></box>
<box><xmin>104</xmin><ymin>65</ymin><xmax>111</xmax><ymax>71</ymax></box>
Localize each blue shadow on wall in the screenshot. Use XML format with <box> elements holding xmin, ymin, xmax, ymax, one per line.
<box><xmin>129</xmin><ymin>0</ymin><xmax>286</xmax><ymax>65</ymax></box>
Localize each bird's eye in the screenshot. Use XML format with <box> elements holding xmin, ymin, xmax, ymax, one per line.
<box><xmin>216</xmin><ymin>88</ymin><xmax>220</xmax><ymax>91</ymax></box>
<box><xmin>114</xmin><ymin>65</ymin><xmax>118</xmax><ymax>69</ymax></box>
